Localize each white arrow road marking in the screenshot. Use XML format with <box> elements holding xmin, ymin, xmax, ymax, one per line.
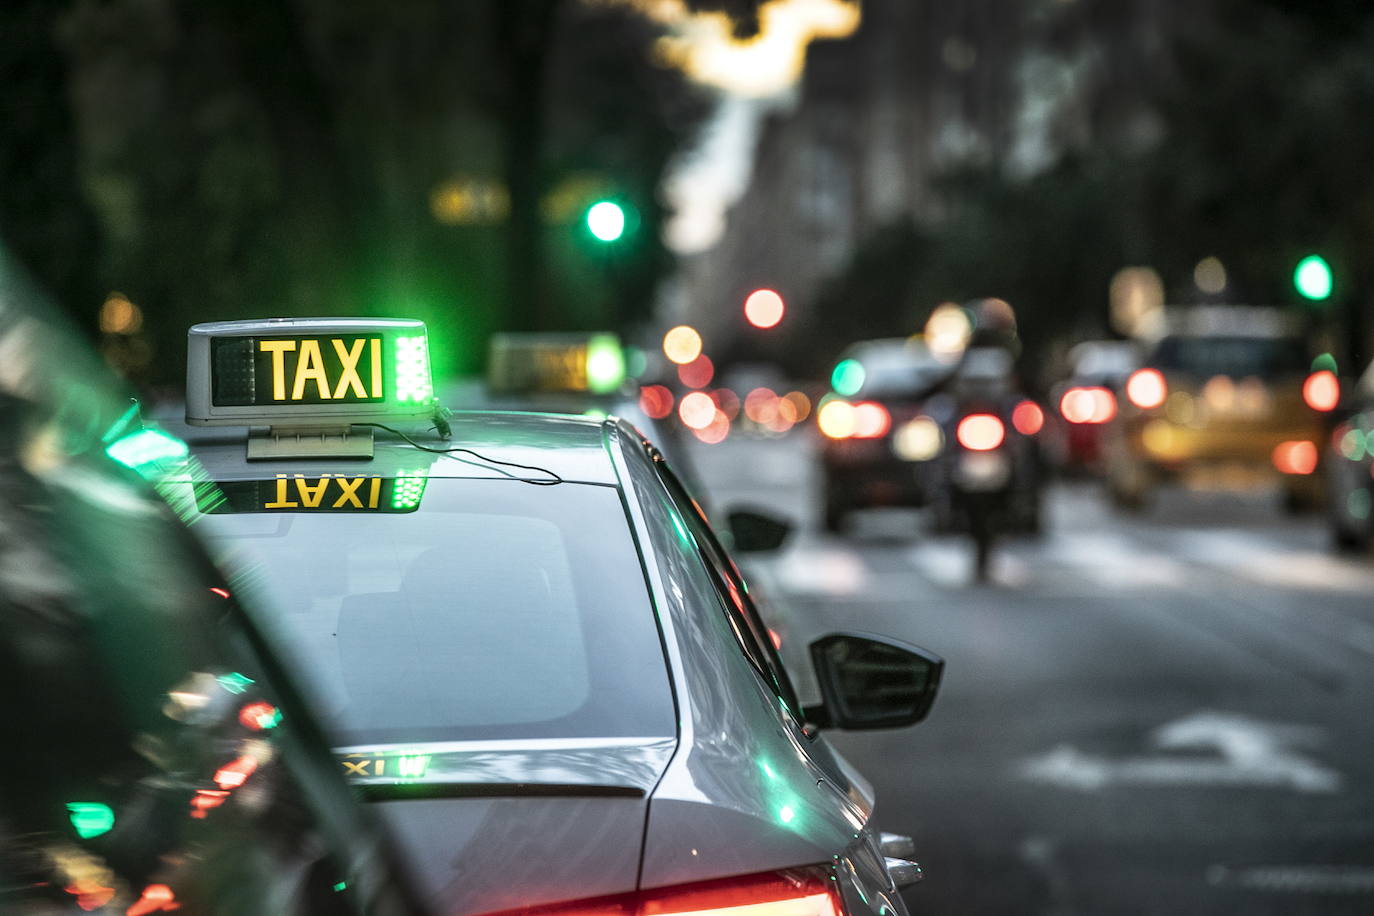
<box><xmin>1017</xmin><ymin>711</ymin><xmax>1343</xmax><ymax>793</ymax></box>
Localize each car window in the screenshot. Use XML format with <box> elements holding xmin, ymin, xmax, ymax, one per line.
<box><xmin>652</xmin><ymin>457</ymin><xmax>803</xmax><ymax>717</ymax></box>
<box><xmin>196</xmin><ymin>477</ymin><xmax>675</xmax><ymax>746</ymax></box>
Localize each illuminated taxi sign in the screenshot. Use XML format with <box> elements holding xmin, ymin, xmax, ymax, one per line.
<box><xmin>186</xmin><ymin>318</ymin><xmax>434</xmax><ymax>427</ymax></box>
<box><xmin>487</xmin><ymin>332</ymin><xmax>625</xmax><ymax>395</ymax></box>
<box><xmin>197</xmin><ymin>473</ymin><xmax>429</xmax><ymax>514</ymax></box>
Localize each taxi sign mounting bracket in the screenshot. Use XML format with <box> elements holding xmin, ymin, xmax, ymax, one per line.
<box><xmin>247</xmin><ymin>426</ymin><xmax>374</xmax><ymax>460</ymax></box>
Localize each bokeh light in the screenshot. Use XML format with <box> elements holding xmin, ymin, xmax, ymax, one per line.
<box><xmin>1193</xmin><ymin>256</ymin><xmax>1227</xmax><ymax>294</ymax></box>
<box><xmin>1012</xmin><ymin>400</ymin><xmax>1045</xmax><ymax>436</ymax></box>
<box><xmin>893</xmin><ymin>416</ymin><xmax>943</xmax><ymax>461</ymax></box>
<box><xmin>639</xmin><ymin>384</ymin><xmax>674</xmax><ymax>419</ymax></box>
<box><xmin>956</xmin><ymin>413</ymin><xmax>1006</xmax><ymax>451</ymax></box>
<box><xmin>925</xmin><ymin>302</ymin><xmax>973</xmax><ymax>362</ymax></box>
<box><xmin>1272</xmin><ymin>440</ymin><xmax>1318</xmax><ymax>475</ymax></box>
<box><xmin>1126</xmin><ymin>368</ymin><xmax>1168</xmax><ymax>410</ymax></box>
<box><xmin>1303</xmin><ymin>370</ymin><xmax>1340</xmax><ymax>412</ymax></box>
<box><xmin>678</xmin><ymin>353</ymin><xmax>714</xmax><ymax>388</ymax></box>
<box><xmin>99</xmin><ymin>292</ymin><xmax>143</xmax><ymax>335</ymax></box>
<box><xmin>663</xmin><ymin>325</ymin><xmax>703</xmax><ymax>365</ymax></box>
<box><xmin>679</xmin><ymin>391</ymin><xmax>717</xmax><ymax>429</ymax></box>
<box><xmin>817</xmin><ymin>399</ymin><xmax>855</xmax><ymax>439</ymax></box>
<box><xmin>831</xmin><ymin>359</ymin><xmax>865</xmax><ymax>396</ymax></box>
<box><xmin>744</xmin><ymin>288</ymin><xmax>786</xmax><ymax>328</ymax></box>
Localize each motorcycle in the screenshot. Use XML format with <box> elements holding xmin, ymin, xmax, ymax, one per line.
<box><xmin>951</xmin><ymin>411</ymin><xmax>1013</xmax><ymax>582</ymax></box>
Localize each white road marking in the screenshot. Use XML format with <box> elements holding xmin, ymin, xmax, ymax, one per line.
<box><xmin>1017</xmin><ymin>711</ymin><xmax>1343</xmax><ymax>793</ymax></box>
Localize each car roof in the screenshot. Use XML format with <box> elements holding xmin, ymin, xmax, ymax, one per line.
<box><xmin>163</xmin><ymin>408</ymin><xmax>623</xmax><ymax>486</ymax></box>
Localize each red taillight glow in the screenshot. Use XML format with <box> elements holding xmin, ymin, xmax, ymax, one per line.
<box><xmin>851</xmin><ymin>402</ymin><xmax>891</xmax><ymax>439</ymax></box>
<box><xmin>1303</xmin><ymin>370</ymin><xmax>1340</xmax><ymax>412</ymax></box>
<box><xmin>1126</xmin><ymin>368</ymin><xmax>1167</xmax><ymax>409</ymax></box>
<box><xmin>1011</xmin><ymin>400</ymin><xmax>1044</xmax><ymax>435</ymax></box>
<box><xmin>1273</xmin><ymin>440</ymin><xmax>1318</xmax><ymax>475</ymax></box>
<box><xmin>1059</xmin><ymin>387</ymin><xmax>1117</xmax><ymax>424</ymax></box>
<box><xmin>479</xmin><ymin>867</ymin><xmax>842</xmax><ymax>916</ymax></box>
<box><xmin>957</xmin><ymin>414</ymin><xmax>1005</xmax><ymax>451</ymax></box>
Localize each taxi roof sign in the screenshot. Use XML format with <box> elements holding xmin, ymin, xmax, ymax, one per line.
<box><xmin>487</xmin><ymin>332</ymin><xmax>626</xmax><ymax>395</ymax></box>
<box><xmin>186</xmin><ymin>318</ymin><xmax>435</xmax><ymax>429</ymax></box>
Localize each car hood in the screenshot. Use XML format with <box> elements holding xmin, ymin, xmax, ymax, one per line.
<box><xmin>337</xmin><ymin>736</ymin><xmax>676</xmax><ymax>915</ymax></box>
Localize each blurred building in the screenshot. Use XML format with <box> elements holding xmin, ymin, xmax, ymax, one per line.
<box><xmin>676</xmin><ymin>0</ymin><xmax>1175</xmax><ymax>367</ymax></box>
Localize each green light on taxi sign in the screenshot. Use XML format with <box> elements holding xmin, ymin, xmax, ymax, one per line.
<box><xmin>395</xmin><ymin>335</ymin><xmax>433</xmax><ymax>404</ymax></box>
<box><xmin>396</xmin><ymin>754</ymin><xmax>432</xmax><ymax>779</ymax></box>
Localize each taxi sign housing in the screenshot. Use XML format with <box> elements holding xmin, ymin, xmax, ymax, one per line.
<box><xmin>186</xmin><ymin>318</ymin><xmax>435</xmax><ymax>429</ymax></box>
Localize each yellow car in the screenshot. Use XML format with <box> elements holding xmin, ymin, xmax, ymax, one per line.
<box><xmin>1105</xmin><ymin>312</ymin><xmax>1333</xmax><ymax>511</ymax></box>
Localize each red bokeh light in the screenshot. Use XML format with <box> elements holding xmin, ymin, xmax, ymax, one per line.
<box><xmin>1273</xmin><ymin>440</ymin><xmax>1318</xmax><ymax>475</ymax></box>
<box><xmin>678</xmin><ymin>353</ymin><xmax>715</xmax><ymax>389</ymax></box>
<box><xmin>639</xmin><ymin>384</ymin><xmax>674</xmax><ymax>420</ymax></box>
<box><xmin>1011</xmin><ymin>400</ymin><xmax>1044</xmax><ymax>435</ymax></box>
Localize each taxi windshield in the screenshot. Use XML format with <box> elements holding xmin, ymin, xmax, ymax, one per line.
<box><xmin>1151</xmin><ymin>335</ymin><xmax>1308</xmax><ymax>380</ymax></box>
<box><xmin>196</xmin><ymin>477</ymin><xmax>673</xmax><ymax>746</ymax></box>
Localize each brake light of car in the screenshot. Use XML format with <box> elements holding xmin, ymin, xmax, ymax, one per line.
<box><xmin>957</xmin><ymin>414</ymin><xmax>1005</xmax><ymax>451</ymax></box>
<box><xmin>817</xmin><ymin>399</ymin><xmax>856</xmax><ymax>439</ymax></box>
<box><xmin>851</xmin><ymin>402</ymin><xmax>891</xmax><ymax>439</ymax></box>
<box><xmin>478</xmin><ymin>867</ymin><xmax>843</xmax><ymax>916</ymax></box>
<box><xmin>1303</xmin><ymin>370</ymin><xmax>1340</xmax><ymax>412</ymax></box>
<box><xmin>1125</xmin><ymin>368</ymin><xmax>1168</xmax><ymax>410</ymax></box>
<box><xmin>1011</xmin><ymin>399</ymin><xmax>1044</xmax><ymax>435</ymax></box>
<box><xmin>1273</xmin><ymin>440</ymin><xmax>1319</xmax><ymax>475</ymax></box>
<box><xmin>1059</xmin><ymin>387</ymin><xmax>1117</xmax><ymax>424</ymax></box>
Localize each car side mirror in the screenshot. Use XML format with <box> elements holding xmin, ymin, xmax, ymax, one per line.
<box><xmin>725</xmin><ymin>508</ymin><xmax>792</xmax><ymax>553</ymax></box>
<box><xmin>804</xmin><ymin>633</ymin><xmax>943</xmax><ymax>730</ymax></box>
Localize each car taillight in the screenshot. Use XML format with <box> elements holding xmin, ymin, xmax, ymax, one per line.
<box><xmin>478</xmin><ymin>867</ymin><xmax>844</xmax><ymax>916</ymax></box>
<box><xmin>851</xmin><ymin>402</ymin><xmax>891</xmax><ymax>439</ymax></box>
<box><xmin>1125</xmin><ymin>369</ymin><xmax>1167</xmax><ymax>410</ymax></box>
<box><xmin>1303</xmin><ymin>370</ymin><xmax>1340</xmax><ymax>412</ymax></box>
<box><xmin>817</xmin><ymin>399</ymin><xmax>855</xmax><ymax>439</ymax></box>
<box><xmin>1059</xmin><ymin>387</ymin><xmax>1117</xmax><ymax>424</ymax></box>
<box><xmin>957</xmin><ymin>413</ymin><xmax>1005</xmax><ymax>451</ymax></box>
<box><xmin>1011</xmin><ymin>399</ymin><xmax>1044</xmax><ymax>435</ymax></box>
<box><xmin>1273</xmin><ymin>440</ymin><xmax>1318</xmax><ymax>475</ymax></box>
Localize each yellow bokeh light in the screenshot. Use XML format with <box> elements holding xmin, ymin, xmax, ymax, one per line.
<box><xmin>99</xmin><ymin>292</ymin><xmax>142</xmax><ymax>335</ymax></box>
<box><xmin>663</xmin><ymin>325</ymin><xmax>703</xmax><ymax>365</ymax></box>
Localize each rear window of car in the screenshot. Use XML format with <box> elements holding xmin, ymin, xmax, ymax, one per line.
<box><xmin>1150</xmin><ymin>335</ymin><xmax>1308</xmax><ymax>380</ymax></box>
<box><xmin>196</xmin><ymin>477</ymin><xmax>674</xmax><ymax>746</ymax></box>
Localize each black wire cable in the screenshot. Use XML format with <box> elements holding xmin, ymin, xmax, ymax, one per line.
<box><xmin>360</xmin><ymin>422</ymin><xmax>563</xmax><ymax>486</ymax></box>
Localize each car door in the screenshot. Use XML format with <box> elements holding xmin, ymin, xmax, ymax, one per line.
<box><xmin>644</xmin><ymin>451</ymin><xmax>904</xmax><ymax>913</ymax></box>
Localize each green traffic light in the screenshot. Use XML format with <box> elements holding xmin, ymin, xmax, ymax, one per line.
<box><xmin>1294</xmin><ymin>254</ymin><xmax>1333</xmax><ymax>301</ymax></box>
<box><xmin>586</xmin><ymin>201</ymin><xmax>625</xmax><ymax>242</ymax></box>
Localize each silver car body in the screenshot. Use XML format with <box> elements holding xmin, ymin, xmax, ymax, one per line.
<box><xmin>174</xmin><ymin>411</ymin><xmax>912</xmax><ymax>916</ymax></box>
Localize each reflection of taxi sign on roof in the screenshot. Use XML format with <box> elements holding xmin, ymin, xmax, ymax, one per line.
<box><xmin>198</xmin><ymin>472</ymin><xmax>430</xmax><ymax>515</ymax></box>
<box><xmin>487</xmin><ymin>332</ymin><xmax>625</xmax><ymax>395</ymax></box>
<box><xmin>186</xmin><ymin>318</ymin><xmax>437</xmax><ymax>459</ymax></box>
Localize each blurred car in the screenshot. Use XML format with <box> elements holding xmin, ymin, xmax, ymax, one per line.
<box><xmin>0</xmin><ymin>258</ymin><xmax>419</xmax><ymax>915</ymax></box>
<box><xmin>1105</xmin><ymin>307</ymin><xmax>1329</xmax><ymax>511</ymax></box>
<box><xmin>173</xmin><ymin>317</ymin><xmax>943</xmax><ymax>916</ymax></box>
<box><xmin>1325</xmin><ymin>359</ymin><xmax>1374</xmax><ymax>551</ymax></box>
<box><xmin>816</xmin><ymin>338</ymin><xmax>955</xmax><ymax>532</ymax></box>
<box><xmin>1048</xmin><ymin>340</ymin><xmax>1140</xmax><ymax>472</ymax></box>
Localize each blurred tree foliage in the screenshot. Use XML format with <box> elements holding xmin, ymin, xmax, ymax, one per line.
<box><xmin>0</xmin><ymin>0</ymin><xmax>706</xmax><ymax>385</ymax></box>
<box><xmin>804</xmin><ymin>0</ymin><xmax>1374</xmax><ymax>381</ymax></box>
